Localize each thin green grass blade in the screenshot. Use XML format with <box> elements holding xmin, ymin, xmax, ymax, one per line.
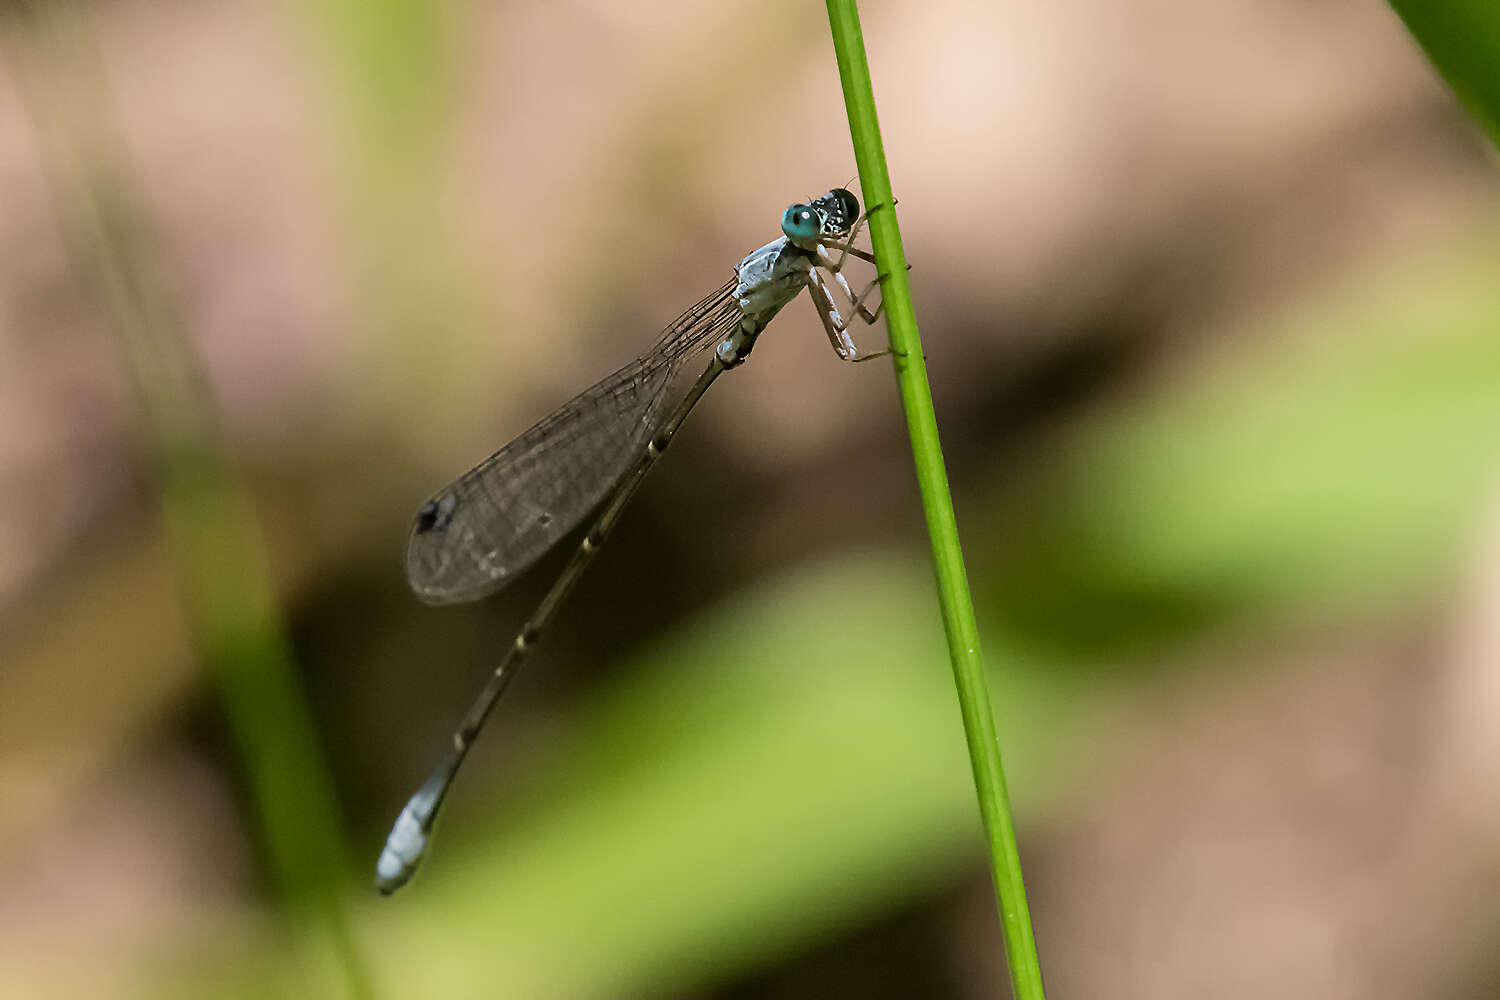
<box><xmin>822</xmin><ymin>3</ymin><xmax>1046</xmax><ymax>997</ymax></box>
<box><xmin>5</xmin><ymin>6</ymin><xmax>369</xmax><ymax>995</ymax></box>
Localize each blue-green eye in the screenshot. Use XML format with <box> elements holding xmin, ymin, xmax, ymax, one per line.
<box><xmin>781</xmin><ymin>204</ymin><xmax>820</xmax><ymax>242</ymax></box>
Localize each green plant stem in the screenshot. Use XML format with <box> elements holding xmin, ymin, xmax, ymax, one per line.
<box><xmin>823</xmin><ymin>3</ymin><xmax>1045</xmax><ymax>997</ymax></box>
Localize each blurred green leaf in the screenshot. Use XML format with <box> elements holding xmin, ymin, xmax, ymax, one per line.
<box><xmin>1389</xmin><ymin>1</ymin><xmax>1500</xmax><ymax>146</ymax></box>
<box><xmin>159</xmin><ymin>228</ymin><xmax>1500</xmax><ymax>998</ymax></box>
<box><xmin>356</xmin><ymin>552</ymin><xmax>1078</xmax><ymax>998</ymax></box>
<box><xmin>981</xmin><ymin>240</ymin><xmax>1500</xmax><ymax>661</ymax></box>
<box><xmin>157</xmin><ymin>552</ymin><xmax>1087</xmax><ymax>998</ymax></box>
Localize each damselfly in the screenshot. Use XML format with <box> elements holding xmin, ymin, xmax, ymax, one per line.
<box><xmin>377</xmin><ymin>187</ymin><xmax>888</xmax><ymax>894</ymax></box>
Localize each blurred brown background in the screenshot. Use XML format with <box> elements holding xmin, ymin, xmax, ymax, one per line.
<box><xmin>2</xmin><ymin>0</ymin><xmax>1499</xmax><ymax>997</ymax></box>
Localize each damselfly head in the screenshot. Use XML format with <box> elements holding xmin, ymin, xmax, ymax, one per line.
<box><xmin>814</xmin><ymin>188</ymin><xmax>860</xmax><ymax>235</ymax></box>
<box><xmin>783</xmin><ymin>188</ymin><xmax>860</xmax><ymax>249</ymax></box>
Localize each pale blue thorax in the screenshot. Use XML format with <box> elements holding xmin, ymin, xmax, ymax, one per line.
<box><xmin>716</xmin><ymin>237</ymin><xmax>815</xmax><ymax>365</ymax></box>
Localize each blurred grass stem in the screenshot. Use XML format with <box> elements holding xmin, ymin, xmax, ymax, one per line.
<box><xmin>824</xmin><ymin>3</ymin><xmax>1046</xmax><ymax>996</ymax></box>
<box><xmin>5</xmin><ymin>4</ymin><xmax>369</xmax><ymax>995</ymax></box>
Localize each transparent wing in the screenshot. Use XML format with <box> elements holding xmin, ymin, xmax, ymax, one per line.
<box><xmin>406</xmin><ymin>277</ymin><xmax>740</xmax><ymax>604</ymax></box>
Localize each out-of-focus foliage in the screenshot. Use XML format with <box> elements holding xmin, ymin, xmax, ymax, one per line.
<box><xmin>161</xmin><ymin>231</ymin><xmax>1500</xmax><ymax>998</ymax></box>
<box><xmin>1</xmin><ymin>3</ymin><xmax>367</xmax><ymax>993</ymax></box>
<box><xmin>982</xmin><ymin>242</ymin><xmax>1500</xmax><ymax>662</ymax></box>
<box><xmin>4</xmin><ymin>1</ymin><xmax>1500</xmax><ymax>998</ymax></box>
<box><xmin>1390</xmin><ymin>1</ymin><xmax>1500</xmax><ymax>146</ymax></box>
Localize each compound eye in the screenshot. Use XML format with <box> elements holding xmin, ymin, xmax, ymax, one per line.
<box><xmin>828</xmin><ymin>188</ymin><xmax>860</xmax><ymax>224</ymax></box>
<box><xmin>781</xmin><ymin>204</ymin><xmax>821</xmax><ymax>242</ymax></box>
